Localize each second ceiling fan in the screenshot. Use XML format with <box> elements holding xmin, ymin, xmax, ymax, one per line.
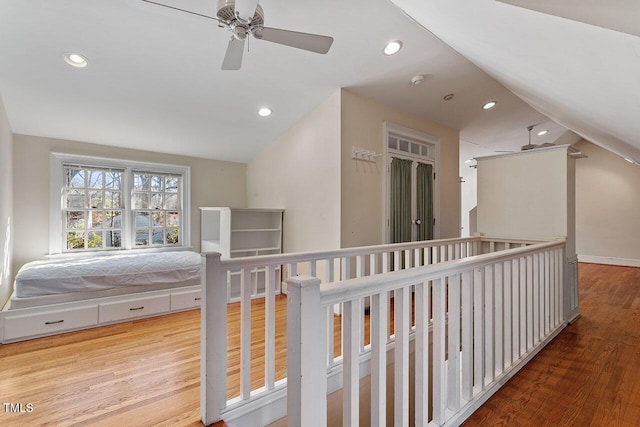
<box><xmin>142</xmin><ymin>0</ymin><xmax>334</xmax><ymax>70</ymax></box>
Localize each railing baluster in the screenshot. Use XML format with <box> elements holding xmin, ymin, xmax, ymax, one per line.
<box><xmin>461</xmin><ymin>270</ymin><xmax>473</xmax><ymax>401</ymax></box>
<box><xmin>309</xmin><ymin>260</ymin><xmax>317</xmax><ymax>278</ymax></box>
<box><xmin>448</xmin><ymin>273</ymin><xmax>461</xmax><ymax>411</ymax></box>
<box><xmin>432</xmin><ymin>277</ymin><xmax>447</xmax><ymax>424</ymax></box>
<box><xmin>448</xmin><ymin>244</ymin><xmax>454</xmax><ymax>261</ymax></box>
<box><xmin>394</xmin><ymin>286</ymin><xmax>410</xmax><ymax>427</ymax></box>
<box><xmin>414</xmin><ymin>247</ymin><xmax>421</xmax><ymax>267</ymax></box>
<box><xmin>343</xmin><ymin>298</ymin><xmax>361</xmax><ymax>427</ymax></box>
<box><xmin>289</xmin><ymin>262</ymin><xmax>298</xmax><ymax>278</ymax></box>
<box><xmin>512</xmin><ymin>258</ymin><xmax>520</xmax><ymax>361</ymax></box>
<box><xmin>240</xmin><ymin>267</ymin><xmax>252</xmax><ymax>400</ymax></box>
<box><xmin>415</xmin><ymin>281</ymin><xmax>429</xmax><ymax>426</ymax></box>
<box><xmin>356</xmin><ymin>255</ymin><xmax>365</xmax><ymax>352</ymax></box>
<box><xmin>544</xmin><ymin>250</ymin><xmax>550</xmax><ymax>335</ymax></box>
<box><xmin>494</xmin><ymin>261</ymin><xmax>504</xmax><ymax>376</ymax></box>
<box><xmin>265</xmin><ymin>265</ymin><xmax>276</xmax><ymax>390</ymax></box>
<box><xmin>526</xmin><ymin>255</ymin><xmax>534</xmax><ymax>350</ymax></box>
<box><xmin>326</xmin><ymin>306</ymin><xmax>335</xmax><ymax>366</ymax></box>
<box><xmin>533</xmin><ymin>253</ymin><xmax>540</xmax><ymax>345</ymax></box>
<box><xmin>484</xmin><ymin>265</ymin><xmax>495</xmax><ymax>383</ymax></box>
<box><xmin>549</xmin><ymin>250</ymin><xmax>555</xmax><ymax>331</ymax></box>
<box><xmin>371</xmin><ymin>291</ymin><xmax>388</xmax><ymax>427</ymax></box>
<box><xmin>473</xmin><ymin>267</ymin><xmax>484</xmax><ymax>390</ymax></box>
<box><xmin>503</xmin><ymin>260</ymin><xmax>512</xmax><ymax>367</ymax></box>
<box><xmin>404</xmin><ymin>249</ymin><xmax>412</xmax><ymax>268</ymax></box>
<box><xmin>519</xmin><ymin>256</ymin><xmax>527</xmax><ymax>356</ymax></box>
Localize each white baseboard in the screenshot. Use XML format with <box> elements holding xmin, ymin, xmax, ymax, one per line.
<box><xmin>578</xmin><ymin>255</ymin><xmax>640</xmax><ymax>268</ymax></box>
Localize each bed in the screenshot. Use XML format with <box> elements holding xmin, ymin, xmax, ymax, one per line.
<box><xmin>1</xmin><ymin>251</ymin><xmax>203</xmax><ymax>343</ymax></box>
<box><xmin>10</xmin><ymin>251</ymin><xmax>202</xmax><ymax>309</ymax></box>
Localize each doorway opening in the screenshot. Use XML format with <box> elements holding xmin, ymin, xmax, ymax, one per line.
<box><xmin>383</xmin><ymin>122</ymin><xmax>440</xmax><ymax>243</ymax></box>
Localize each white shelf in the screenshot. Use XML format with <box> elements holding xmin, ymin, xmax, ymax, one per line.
<box><xmin>231</xmin><ymin>228</ymin><xmax>281</xmax><ymax>233</ymax></box>
<box><xmin>200</xmin><ymin>207</ymin><xmax>284</xmax><ymax>301</ymax></box>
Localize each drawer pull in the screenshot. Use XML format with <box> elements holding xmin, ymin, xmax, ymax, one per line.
<box><xmin>194</xmin><ymin>297</ymin><xmax>201</xmax><ymax>301</ymax></box>
<box><xmin>129</xmin><ymin>306</ymin><xmax>145</xmax><ymax>311</ymax></box>
<box><xmin>45</xmin><ymin>320</ymin><xmax>64</xmax><ymax>325</ymax></box>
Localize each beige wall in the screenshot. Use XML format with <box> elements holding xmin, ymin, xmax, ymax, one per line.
<box><xmin>477</xmin><ymin>147</ymin><xmax>571</xmax><ymax>241</ymax></box>
<box><xmin>12</xmin><ymin>134</ymin><xmax>246</xmax><ymax>275</ymax></box>
<box><xmin>575</xmin><ymin>140</ymin><xmax>640</xmax><ymax>264</ymax></box>
<box><xmin>340</xmin><ymin>90</ymin><xmax>460</xmax><ymax>248</ymax></box>
<box><xmin>0</xmin><ymin>94</ymin><xmax>13</xmax><ymax>307</ymax></box>
<box><xmin>247</xmin><ymin>91</ymin><xmax>341</xmax><ymax>253</ymax></box>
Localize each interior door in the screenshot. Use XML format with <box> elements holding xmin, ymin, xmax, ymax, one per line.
<box><xmin>390</xmin><ymin>157</ymin><xmax>434</xmax><ymax>243</ymax></box>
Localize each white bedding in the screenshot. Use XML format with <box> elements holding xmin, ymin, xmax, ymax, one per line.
<box><xmin>14</xmin><ymin>251</ymin><xmax>202</xmax><ymax>299</ymax></box>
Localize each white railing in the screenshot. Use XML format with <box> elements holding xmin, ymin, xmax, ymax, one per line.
<box><xmin>200</xmin><ymin>236</ymin><xmax>539</xmax><ymax>426</ymax></box>
<box><xmin>288</xmin><ymin>238</ymin><xmax>569</xmax><ymax>426</ymax></box>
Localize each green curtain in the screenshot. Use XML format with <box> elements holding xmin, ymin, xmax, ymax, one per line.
<box><xmin>390</xmin><ymin>158</ymin><xmax>412</xmax><ymax>243</ymax></box>
<box><xmin>416</xmin><ymin>162</ymin><xmax>434</xmax><ymax>240</ymax></box>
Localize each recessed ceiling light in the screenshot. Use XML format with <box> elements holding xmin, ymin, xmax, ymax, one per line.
<box><xmin>624</xmin><ymin>157</ymin><xmax>634</xmax><ymax>163</ymax></box>
<box><xmin>443</xmin><ymin>93</ymin><xmax>454</xmax><ymax>101</ymax></box>
<box><xmin>482</xmin><ymin>100</ymin><xmax>497</xmax><ymax>110</ymax></box>
<box><xmin>537</xmin><ymin>130</ymin><xmax>548</xmax><ymax>136</ymax></box>
<box><xmin>383</xmin><ymin>40</ymin><xmax>403</xmax><ymax>55</ymax></box>
<box><xmin>411</xmin><ymin>75</ymin><xmax>425</xmax><ymax>85</ymax></box>
<box><xmin>258</xmin><ymin>107</ymin><xmax>272</xmax><ymax>117</ymax></box>
<box><xmin>464</xmin><ymin>159</ymin><xmax>473</xmax><ymax>164</ymax></box>
<box><xmin>63</xmin><ymin>53</ymin><xmax>88</xmax><ymax>68</ymax></box>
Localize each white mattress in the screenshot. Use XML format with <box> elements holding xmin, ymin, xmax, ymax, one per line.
<box><xmin>13</xmin><ymin>251</ymin><xmax>202</xmax><ymax>299</ymax></box>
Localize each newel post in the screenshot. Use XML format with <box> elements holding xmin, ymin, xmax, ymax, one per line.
<box><xmin>201</xmin><ymin>253</ymin><xmax>228</xmax><ymax>426</ymax></box>
<box><xmin>287</xmin><ymin>275</ymin><xmax>327</xmax><ymax>427</ymax></box>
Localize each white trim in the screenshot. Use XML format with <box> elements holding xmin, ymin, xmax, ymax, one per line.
<box><xmin>382</xmin><ymin>122</ymin><xmax>441</xmax><ymax>243</ymax></box>
<box><xmin>577</xmin><ymin>254</ymin><xmax>640</xmax><ymax>268</ymax></box>
<box><xmin>49</xmin><ymin>152</ymin><xmax>191</xmax><ymax>254</ymax></box>
<box><xmin>475</xmin><ymin>144</ymin><xmax>573</xmax><ymax>162</ymax></box>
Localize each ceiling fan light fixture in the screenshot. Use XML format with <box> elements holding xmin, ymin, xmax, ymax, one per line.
<box><xmin>383</xmin><ymin>40</ymin><xmax>402</xmax><ymax>55</ymax></box>
<box><xmin>258</xmin><ymin>107</ymin><xmax>272</xmax><ymax>117</ymax></box>
<box><xmin>482</xmin><ymin>100</ymin><xmax>497</xmax><ymax>110</ymax></box>
<box><xmin>63</xmin><ymin>52</ymin><xmax>88</xmax><ymax>68</ymax></box>
<box><xmin>537</xmin><ymin>130</ymin><xmax>548</xmax><ymax>136</ymax></box>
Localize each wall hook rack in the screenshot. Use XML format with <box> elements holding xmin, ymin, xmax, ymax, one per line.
<box><xmin>352</xmin><ymin>146</ymin><xmax>382</xmax><ymax>163</ymax></box>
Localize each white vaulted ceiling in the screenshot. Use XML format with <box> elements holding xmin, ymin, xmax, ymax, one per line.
<box><xmin>391</xmin><ymin>0</ymin><xmax>640</xmax><ymax>163</ymax></box>
<box><xmin>0</xmin><ymin>0</ymin><xmax>576</xmax><ymax>162</ymax></box>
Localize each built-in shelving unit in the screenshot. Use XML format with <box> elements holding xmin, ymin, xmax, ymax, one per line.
<box><xmin>200</xmin><ymin>207</ymin><xmax>284</xmax><ymax>301</ymax></box>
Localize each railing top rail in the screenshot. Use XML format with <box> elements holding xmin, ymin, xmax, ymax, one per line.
<box><xmin>478</xmin><ymin>236</ymin><xmax>543</xmax><ymax>245</ymax></box>
<box><xmin>318</xmin><ymin>238</ymin><xmax>566</xmax><ymax>307</ymax></box>
<box><xmin>206</xmin><ymin>236</ymin><xmax>482</xmax><ymax>270</ymax></box>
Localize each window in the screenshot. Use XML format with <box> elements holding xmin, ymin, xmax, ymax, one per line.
<box><xmin>50</xmin><ymin>153</ymin><xmax>190</xmax><ymax>254</ymax></box>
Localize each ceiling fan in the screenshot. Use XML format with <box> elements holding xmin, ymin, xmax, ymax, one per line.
<box><xmin>141</xmin><ymin>0</ymin><xmax>334</xmax><ymax>70</ymax></box>
<box><xmin>521</xmin><ymin>125</ymin><xmax>555</xmax><ymax>151</ymax></box>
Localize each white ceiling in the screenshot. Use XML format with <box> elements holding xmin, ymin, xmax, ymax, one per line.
<box><xmin>391</xmin><ymin>0</ymin><xmax>640</xmax><ymax>164</ymax></box>
<box><xmin>0</xmin><ymin>0</ymin><xmax>575</xmax><ymax>163</ymax></box>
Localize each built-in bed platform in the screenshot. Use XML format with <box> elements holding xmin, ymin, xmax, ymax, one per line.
<box><xmin>0</xmin><ymin>251</ymin><xmax>203</xmax><ymax>343</ymax></box>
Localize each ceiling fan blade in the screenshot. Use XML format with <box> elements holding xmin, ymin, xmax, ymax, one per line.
<box><xmin>140</xmin><ymin>0</ymin><xmax>222</xmax><ymax>22</ymax></box>
<box><xmin>254</xmin><ymin>27</ymin><xmax>333</xmax><ymax>54</ymax></box>
<box><xmin>234</xmin><ymin>0</ymin><xmax>260</xmax><ymax>22</ymax></box>
<box><xmin>221</xmin><ymin>37</ymin><xmax>245</xmax><ymax>70</ymax></box>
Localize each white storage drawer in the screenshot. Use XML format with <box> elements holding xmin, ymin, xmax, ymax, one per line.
<box><xmin>171</xmin><ymin>289</ymin><xmax>201</xmax><ymax>311</ymax></box>
<box><xmin>3</xmin><ymin>306</ymin><xmax>98</xmax><ymax>341</ymax></box>
<box><xmin>99</xmin><ymin>295</ymin><xmax>170</xmax><ymax>323</ymax></box>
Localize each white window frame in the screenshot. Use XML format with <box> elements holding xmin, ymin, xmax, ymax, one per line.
<box><xmin>49</xmin><ymin>152</ymin><xmax>191</xmax><ymax>255</ymax></box>
<box><xmin>382</xmin><ymin>122</ymin><xmax>441</xmax><ymax>243</ymax></box>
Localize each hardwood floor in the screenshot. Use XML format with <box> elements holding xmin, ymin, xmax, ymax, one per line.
<box><xmin>464</xmin><ymin>263</ymin><xmax>640</xmax><ymax>427</ymax></box>
<box><xmin>1</xmin><ymin>263</ymin><xmax>638</xmax><ymax>426</ymax></box>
